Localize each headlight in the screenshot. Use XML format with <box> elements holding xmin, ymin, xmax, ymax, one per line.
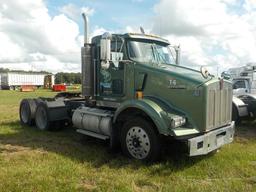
<box><xmin>170</xmin><ymin>115</ymin><xmax>186</xmax><ymax>128</ymax></box>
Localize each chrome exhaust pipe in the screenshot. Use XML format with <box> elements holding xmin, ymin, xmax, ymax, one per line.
<box><xmin>82</xmin><ymin>13</ymin><xmax>89</xmax><ymax>44</ymax></box>
<box><xmin>81</xmin><ymin>13</ymin><xmax>93</xmax><ymax>98</ymax></box>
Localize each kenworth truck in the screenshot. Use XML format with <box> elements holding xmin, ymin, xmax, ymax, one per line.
<box><xmin>19</xmin><ymin>14</ymin><xmax>234</xmax><ymax>162</ymax></box>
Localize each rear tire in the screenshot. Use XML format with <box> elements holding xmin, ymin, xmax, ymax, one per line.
<box><xmin>120</xmin><ymin>117</ymin><xmax>160</xmax><ymax>162</ymax></box>
<box><xmin>19</xmin><ymin>99</ymin><xmax>38</xmax><ymax>126</ymax></box>
<box><xmin>35</xmin><ymin>103</ymin><xmax>51</xmax><ymax>131</ymax></box>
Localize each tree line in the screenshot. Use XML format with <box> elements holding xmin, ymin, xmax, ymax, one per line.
<box><xmin>0</xmin><ymin>68</ymin><xmax>50</xmax><ymax>74</ymax></box>
<box><xmin>55</xmin><ymin>72</ymin><xmax>81</xmax><ymax>84</ymax></box>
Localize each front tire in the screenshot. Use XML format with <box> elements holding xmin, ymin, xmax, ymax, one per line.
<box><xmin>120</xmin><ymin>117</ymin><xmax>160</xmax><ymax>162</ymax></box>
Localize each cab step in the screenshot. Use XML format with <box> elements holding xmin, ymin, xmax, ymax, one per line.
<box><xmin>77</xmin><ymin>129</ymin><xmax>110</xmax><ymax>140</ymax></box>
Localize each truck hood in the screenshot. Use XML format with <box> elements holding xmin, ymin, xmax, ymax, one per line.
<box><xmin>158</xmin><ymin>63</ymin><xmax>212</xmax><ymax>85</ymax></box>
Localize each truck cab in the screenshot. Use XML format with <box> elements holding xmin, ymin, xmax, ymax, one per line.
<box><xmin>89</xmin><ymin>33</ymin><xmax>179</xmax><ymax>106</ymax></box>
<box><xmin>228</xmin><ymin>65</ymin><xmax>256</xmax><ymax>95</ymax></box>
<box><xmin>224</xmin><ymin>65</ymin><xmax>256</xmax><ymax>124</ymax></box>
<box><xmin>233</xmin><ymin>78</ymin><xmax>251</xmax><ymax>95</ymax></box>
<box><xmin>19</xmin><ymin>15</ymin><xmax>235</xmax><ymax>162</ymax></box>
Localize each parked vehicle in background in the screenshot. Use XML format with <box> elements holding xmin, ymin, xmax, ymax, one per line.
<box><xmin>222</xmin><ymin>63</ymin><xmax>256</xmax><ymax>124</ymax></box>
<box><xmin>44</xmin><ymin>74</ymin><xmax>55</xmax><ymax>89</ymax></box>
<box><xmin>0</xmin><ymin>71</ymin><xmax>54</xmax><ymax>90</ymax></box>
<box><xmin>228</xmin><ymin>63</ymin><xmax>256</xmax><ymax>95</ymax></box>
<box><xmin>52</xmin><ymin>84</ymin><xmax>66</xmax><ymax>92</ymax></box>
<box><xmin>20</xmin><ymin>85</ymin><xmax>36</xmax><ymax>92</ymax></box>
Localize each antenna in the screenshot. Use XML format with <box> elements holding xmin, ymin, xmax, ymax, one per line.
<box><xmin>140</xmin><ymin>26</ymin><xmax>145</xmax><ymax>34</ymax></box>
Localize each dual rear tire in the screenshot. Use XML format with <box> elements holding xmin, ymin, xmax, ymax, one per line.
<box><xmin>35</xmin><ymin>103</ymin><xmax>51</xmax><ymax>131</ymax></box>
<box><xmin>19</xmin><ymin>100</ymin><xmax>54</xmax><ymax>131</ymax></box>
<box><xmin>19</xmin><ymin>99</ymin><xmax>40</xmax><ymax>126</ymax></box>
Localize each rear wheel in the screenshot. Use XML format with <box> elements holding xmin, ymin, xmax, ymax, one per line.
<box><xmin>19</xmin><ymin>99</ymin><xmax>38</xmax><ymax>126</ymax></box>
<box><xmin>120</xmin><ymin>117</ymin><xmax>160</xmax><ymax>162</ymax></box>
<box><xmin>35</xmin><ymin>103</ymin><xmax>50</xmax><ymax>131</ymax></box>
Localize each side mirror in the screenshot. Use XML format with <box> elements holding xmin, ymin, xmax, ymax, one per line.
<box><xmin>100</xmin><ymin>32</ymin><xmax>112</xmax><ymax>69</ymax></box>
<box><xmin>221</xmin><ymin>71</ymin><xmax>231</xmax><ymax>80</ymax></box>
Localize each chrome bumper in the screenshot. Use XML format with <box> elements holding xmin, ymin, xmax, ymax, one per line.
<box><xmin>188</xmin><ymin>121</ymin><xmax>235</xmax><ymax>156</ymax></box>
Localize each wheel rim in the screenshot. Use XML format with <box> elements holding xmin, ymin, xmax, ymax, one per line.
<box><xmin>36</xmin><ymin>106</ymin><xmax>47</xmax><ymax>130</ymax></box>
<box><xmin>126</xmin><ymin>126</ymin><xmax>151</xmax><ymax>159</ymax></box>
<box><xmin>21</xmin><ymin>103</ymin><xmax>29</xmax><ymax>123</ymax></box>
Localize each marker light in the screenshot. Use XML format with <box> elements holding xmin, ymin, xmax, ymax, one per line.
<box><xmin>136</xmin><ymin>91</ymin><xmax>143</xmax><ymax>99</ymax></box>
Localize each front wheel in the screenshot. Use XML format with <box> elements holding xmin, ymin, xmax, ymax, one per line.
<box><xmin>120</xmin><ymin>117</ymin><xmax>160</xmax><ymax>162</ymax></box>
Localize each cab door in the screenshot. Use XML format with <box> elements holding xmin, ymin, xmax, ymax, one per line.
<box><xmin>98</xmin><ymin>37</ymin><xmax>125</xmax><ymax>104</ymax></box>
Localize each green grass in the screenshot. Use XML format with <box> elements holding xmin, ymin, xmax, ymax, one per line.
<box><xmin>0</xmin><ymin>90</ymin><xmax>256</xmax><ymax>192</ymax></box>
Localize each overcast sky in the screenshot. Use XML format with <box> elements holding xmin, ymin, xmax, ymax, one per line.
<box><xmin>0</xmin><ymin>0</ymin><xmax>256</xmax><ymax>75</ymax></box>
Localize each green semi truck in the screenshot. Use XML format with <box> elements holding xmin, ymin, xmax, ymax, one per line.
<box><xmin>19</xmin><ymin>14</ymin><xmax>234</xmax><ymax>162</ymax></box>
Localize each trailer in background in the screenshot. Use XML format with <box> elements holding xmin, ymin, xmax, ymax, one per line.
<box><xmin>0</xmin><ymin>71</ymin><xmax>54</xmax><ymax>90</ymax></box>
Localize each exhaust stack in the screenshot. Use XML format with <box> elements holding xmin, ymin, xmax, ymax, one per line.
<box><xmin>82</xmin><ymin>13</ymin><xmax>89</xmax><ymax>44</ymax></box>
<box><xmin>81</xmin><ymin>13</ymin><xmax>94</xmax><ymax>98</ymax></box>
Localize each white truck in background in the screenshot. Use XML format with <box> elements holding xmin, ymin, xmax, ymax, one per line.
<box><xmin>223</xmin><ymin>63</ymin><xmax>256</xmax><ymax>124</ymax></box>
<box><xmin>228</xmin><ymin>63</ymin><xmax>256</xmax><ymax>95</ymax></box>
<box><xmin>0</xmin><ymin>71</ymin><xmax>54</xmax><ymax>90</ymax></box>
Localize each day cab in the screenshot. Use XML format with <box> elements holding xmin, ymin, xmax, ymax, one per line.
<box><xmin>19</xmin><ymin>15</ymin><xmax>235</xmax><ymax>162</ymax></box>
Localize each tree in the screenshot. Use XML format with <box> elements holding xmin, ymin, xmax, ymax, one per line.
<box><xmin>55</xmin><ymin>72</ymin><xmax>81</xmax><ymax>84</ymax></box>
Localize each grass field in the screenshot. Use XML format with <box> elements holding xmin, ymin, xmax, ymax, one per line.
<box><xmin>0</xmin><ymin>90</ymin><xmax>256</xmax><ymax>192</ymax></box>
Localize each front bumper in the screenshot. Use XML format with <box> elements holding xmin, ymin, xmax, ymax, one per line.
<box><xmin>188</xmin><ymin>121</ymin><xmax>235</xmax><ymax>156</ymax></box>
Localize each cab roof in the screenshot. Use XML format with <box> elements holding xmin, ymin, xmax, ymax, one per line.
<box><xmin>123</xmin><ymin>33</ymin><xmax>170</xmax><ymax>45</ymax></box>
<box><xmin>91</xmin><ymin>33</ymin><xmax>170</xmax><ymax>45</ymax></box>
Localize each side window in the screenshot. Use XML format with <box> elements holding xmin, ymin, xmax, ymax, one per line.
<box><xmin>111</xmin><ymin>40</ymin><xmax>123</xmax><ymax>52</ymax></box>
<box><xmin>110</xmin><ymin>39</ymin><xmax>125</xmax><ymax>67</ymax></box>
<box><xmin>233</xmin><ymin>80</ymin><xmax>246</xmax><ymax>89</ymax></box>
<box><xmin>127</xmin><ymin>42</ymin><xmax>136</xmax><ymax>58</ymax></box>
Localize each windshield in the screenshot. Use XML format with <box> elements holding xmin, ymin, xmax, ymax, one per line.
<box><xmin>127</xmin><ymin>40</ymin><xmax>176</xmax><ymax>65</ymax></box>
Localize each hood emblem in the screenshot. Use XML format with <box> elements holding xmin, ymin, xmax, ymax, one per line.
<box><xmin>168</xmin><ymin>79</ymin><xmax>186</xmax><ymax>89</ymax></box>
<box><xmin>169</xmin><ymin>79</ymin><xmax>177</xmax><ymax>86</ymax></box>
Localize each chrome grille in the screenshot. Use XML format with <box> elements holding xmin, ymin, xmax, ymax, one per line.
<box><xmin>206</xmin><ymin>82</ymin><xmax>232</xmax><ymax>131</ymax></box>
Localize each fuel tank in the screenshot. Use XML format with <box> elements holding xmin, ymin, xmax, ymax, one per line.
<box><xmin>72</xmin><ymin>107</ymin><xmax>113</xmax><ymax>136</ymax></box>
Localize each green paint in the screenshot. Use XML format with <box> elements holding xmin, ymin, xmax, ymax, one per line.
<box><xmin>92</xmin><ymin>34</ymin><xmax>232</xmax><ymax>137</ymax></box>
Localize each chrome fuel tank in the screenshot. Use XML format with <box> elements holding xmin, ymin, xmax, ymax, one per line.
<box><xmin>72</xmin><ymin>107</ymin><xmax>113</xmax><ymax>136</ymax></box>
